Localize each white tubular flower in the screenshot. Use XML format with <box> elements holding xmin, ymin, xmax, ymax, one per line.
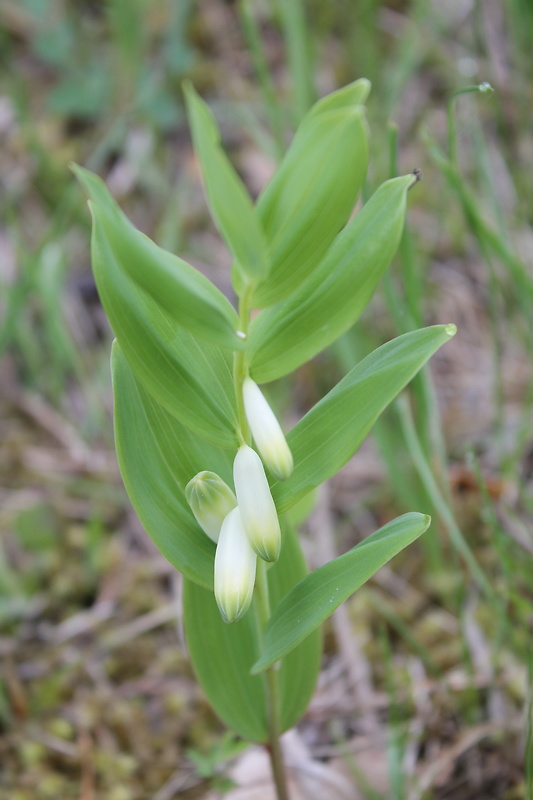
<box><xmin>233</xmin><ymin>445</ymin><xmax>281</xmax><ymax>562</ymax></box>
<box><xmin>214</xmin><ymin>507</ymin><xmax>257</xmax><ymax>623</ymax></box>
<box><xmin>185</xmin><ymin>471</ymin><xmax>237</xmax><ymax>543</ymax></box>
<box><xmin>242</xmin><ymin>377</ymin><xmax>294</xmax><ymax>480</ymax></box>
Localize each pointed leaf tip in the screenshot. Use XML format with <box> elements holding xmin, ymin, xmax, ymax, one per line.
<box><xmin>74</xmin><ymin>164</ymin><xmax>243</xmax><ymax>352</ymax></box>
<box><xmin>270</xmin><ymin>325</ymin><xmax>456</xmax><ymax>514</ymax></box>
<box><xmin>184</xmin><ymin>82</ymin><xmax>268</xmax><ymax>284</ymax></box>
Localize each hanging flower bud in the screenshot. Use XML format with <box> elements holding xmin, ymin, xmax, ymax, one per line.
<box><xmin>214</xmin><ymin>507</ymin><xmax>257</xmax><ymax>623</ymax></box>
<box><xmin>185</xmin><ymin>471</ymin><xmax>237</xmax><ymax>543</ymax></box>
<box><xmin>233</xmin><ymin>445</ymin><xmax>281</xmax><ymax>562</ymax></box>
<box><xmin>242</xmin><ymin>377</ymin><xmax>293</xmax><ymax>481</ymax></box>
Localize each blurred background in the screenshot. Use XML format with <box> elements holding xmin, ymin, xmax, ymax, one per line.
<box><xmin>0</xmin><ymin>1</ymin><xmax>532</xmax><ymax>797</ymax></box>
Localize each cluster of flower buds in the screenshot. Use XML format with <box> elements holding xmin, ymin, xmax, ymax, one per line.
<box><xmin>185</xmin><ymin>379</ymin><xmax>293</xmax><ymax>623</ymax></box>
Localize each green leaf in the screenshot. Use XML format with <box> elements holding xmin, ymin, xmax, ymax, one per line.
<box><xmin>251</xmin><ymin>82</ymin><xmax>370</xmax><ymax>307</ymax></box>
<box><xmin>252</xmin><ymin>513</ymin><xmax>431</xmax><ymax>673</ymax></box>
<box><xmin>73</xmin><ymin>167</ymin><xmax>238</xmax><ymax>447</ymax></box>
<box><xmin>248</xmin><ymin>174</ymin><xmax>414</xmax><ymax>382</ymax></box>
<box><xmin>73</xmin><ymin>165</ymin><xmax>242</xmax><ymax>351</ymax></box>
<box><xmin>272</xmin><ymin>325</ymin><xmax>457</xmax><ymax>513</ymax></box>
<box><xmin>183</xmin><ymin>580</ymin><xmax>266</xmax><ymax>742</ymax></box>
<box><xmin>113</xmin><ymin>342</ymin><xmax>234</xmax><ymax>589</ymax></box>
<box><xmin>184</xmin><ymin>83</ymin><xmax>268</xmax><ymax>284</ymax></box>
<box><xmin>183</xmin><ymin>523</ymin><xmax>321</xmax><ymax>741</ymax></box>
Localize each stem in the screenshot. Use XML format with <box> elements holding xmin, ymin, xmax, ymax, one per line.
<box><xmin>255</xmin><ymin>562</ymin><xmax>290</xmax><ymax>800</ymax></box>
<box><xmin>447</xmin><ymin>83</ymin><xmax>493</xmax><ymax>168</ymax></box>
<box><xmin>233</xmin><ymin>286</ymin><xmax>252</xmax><ymax>444</ymax></box>
<box><xmin>234</xmin><ymin>289</ymin><xmax>290</xmax><ymax>800</ymax></box>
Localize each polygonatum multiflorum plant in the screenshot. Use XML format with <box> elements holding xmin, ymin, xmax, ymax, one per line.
<box><xmin>74</xmin><ymin>79</ymin><xmax>455</xmax><ymax>797</ymax></box>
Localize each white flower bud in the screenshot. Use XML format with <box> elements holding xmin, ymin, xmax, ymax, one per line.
<box><xmin>214</xmin><ymin>507</ymin><xmax>256</xmax><ymax>623</ymax></box>
<box><xmin>242</xmin><ymin>377</ymin><xmax>293</xmax><ymax>480</ymax></box>
<box><xmin>233</xmin><ymin>445</ymin><xmax>281</xmax><ymax>562</ymax></box>
<box><xmin>185</xmin><ymin>471</ymin><xmax>237</xmax><ymax>543</ymax></box>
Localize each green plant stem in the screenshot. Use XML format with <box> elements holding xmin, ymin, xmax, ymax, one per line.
<box><xmin>235</xmin><ymin>287</ymin><xmax>290</xmax><ymax>800</ymax></box>
<box><xmin>233</xmin><ymin>286</ymin><xmax>253</xmax><ymax>443</ymax></box>
<box><xmin>255</xmin><ymin>561</ymin><xmax>290</xmax><ymax>800</ymax></box>
<box><xmin>447</xmin><ymin>84</ymin><xmax>493</xmax><ymax>169</ymax></box>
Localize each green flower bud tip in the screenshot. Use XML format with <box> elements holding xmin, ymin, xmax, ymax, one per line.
<box><xmin>214</xmin><ymin>507</ymin><xmax>257</xmax><ymax>623</ymax></box>
<box><xmin>233</xmin><ymin>445</ymin><xmax>281</xmax><ymax>563</ymax></box>
<box><xmin>242</xmin><ymin>377</ymin><xmax>293</xmax><ymax>481</ymax></box>
<box><xmin>185</xmin><ymin>471</ymin><xmax>237</xmax><ymax>543</ymax></box>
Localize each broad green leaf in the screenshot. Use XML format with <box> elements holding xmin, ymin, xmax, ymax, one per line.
<box><xmin>251</xmin><ymin>83</ymin><xmax>370</xmax><ymax>307</ymax></box>
<box><xmin>184</xmin><ymin>580</ymin><xmax>265</xmax><ymax>742</ymax></box>
<box><xmin>252</xmin><ymin>513</ymin><xmax>430</xmax><ymax>673</ymax></box>
<box><xmin>74</xmin><ymin>168</ymin><xmax>238</xmax><ymax>447</ymax></box>
<box><xmin>113</xmin><ymin>342</ymin><xmax>234</xmax><ymax>589</ymax></box>
<box><xmin>73</xmin><ymin>165</ymin><xmax>243</xmax><ymax>351</ymax></box>
<box><xmin>183</xmin><ymin>523</ymin><xmax>321</xmax><ymax>741</ymax></box>
<box><xmin>248</xmin><ymin>175</ymin><xmax>414</xmax><ymax>382</ymax></box>
<box><xmin>272</xmin><ymin>325</ymin><xmax>457</xmax><ymax>513</ymax></box>
<box><xmin>184</xmin><ymin>83</ymin><xmax>268</xmax><ymax>284</ymax></box>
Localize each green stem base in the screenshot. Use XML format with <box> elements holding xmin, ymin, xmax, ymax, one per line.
<box><xmin>255</xmin><ymin>561</ymin><xmax>291</xmax><ymax>800</ymax></box>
